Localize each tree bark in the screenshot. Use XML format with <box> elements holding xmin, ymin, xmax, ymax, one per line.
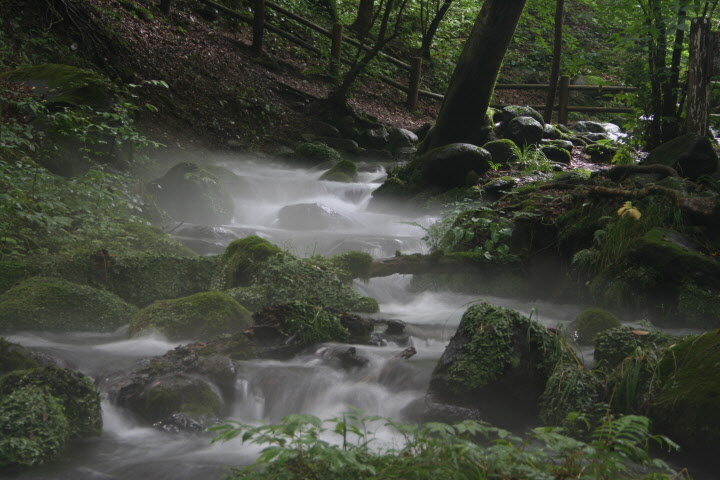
<box><xmin>350</xmin><ymin>0</ymin><xmax>375</xmax><ymax>37</ymax></box>
<box><xmin>544</xmin><ymin>0</ymin><xmax>564</xmax><ymax>123</ymax></box>
<box><xmin>418</xmin><ymin>0</ymin><xmax>528</xmax><ymax>154</ymax></box>
<box><xmin>419</xmin><ymin>0</ymin><xmax>454</xmax><ymax>60</ymax></box>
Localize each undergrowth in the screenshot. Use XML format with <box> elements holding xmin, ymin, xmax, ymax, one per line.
<box><xmin>211</xmin><ymin>410</ymin><xmax>687</xmax><ymax>480</ymax></box>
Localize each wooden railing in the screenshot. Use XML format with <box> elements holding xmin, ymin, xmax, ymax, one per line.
<box><xmin>184</xmin><ymin>0</ymin><xmax>637</xmax><ymax>123</ymax></box>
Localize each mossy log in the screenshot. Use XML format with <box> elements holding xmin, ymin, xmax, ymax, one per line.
<box><xmin>369</xmin><ymin>253</ymin><xmax>514</xmax><ymax>278</ymax></box>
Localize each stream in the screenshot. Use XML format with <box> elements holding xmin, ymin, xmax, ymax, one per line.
<box><xmin>2</xmin><ymin>158</ymin><xmax>695</xmax><ymax>479</ymax></box>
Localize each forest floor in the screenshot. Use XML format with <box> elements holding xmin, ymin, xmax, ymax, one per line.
<box><xmin>40</xmin><ymin>0</ymin><xmax>543</xmax><ymax>153</ymax></box>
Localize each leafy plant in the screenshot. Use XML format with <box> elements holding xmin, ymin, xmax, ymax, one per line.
<box><xmin>211</xmin><ymin>410</ymin><xmax>686</xmax><ymax>480</ymax></box>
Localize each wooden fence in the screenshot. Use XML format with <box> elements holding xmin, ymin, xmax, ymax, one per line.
<box><xmin>183</xmin><ymin>0</ymin><xmax>637</xmax><ymax>124</ymax></box>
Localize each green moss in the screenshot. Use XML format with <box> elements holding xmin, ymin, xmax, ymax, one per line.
<box><xmin>676</xmin><ymin>283</ymin><xmax>720</xmax><ymax>328</ymax></box>
<box><xmin>585</xmin><ymin>144</ymin><xmax>617</xmax><ymax>163</ymax></box>
<box><xmin>350</xmin><ymin>296</ymin><xmax>379</xmax><ymax>313</ymax></box>
<box><xmin>292</xmin><ymin>142</ymin><xmax>342</xmax><ymax>165</ymax></box>
<box><xmin>574</xmin><ymin>308</ymin><xmax>621</xmax><ymax>345</ymax></box>
<box><xmin>103</xmin><ymin>223</ymin><xmax>196</xmax><ymax>257</ymax></box>
<box><xmin>0</xmin><ymin>277</ymin><xmax>137</xmax><ymax>332</ymax></box>
<box><xmin>0</xmin><ymin>366</ymin><xmax>102</xmax><ymax>438</ymax></box>
<box><xmin>129</xmin><ymin>291</ymin><xmax>253</xmax><ymax>340</ymax></box>
<box><xmin>0</xmin><ymin>386</ymin><xmax>69</xmax><ymax>468</ymax></box>
<box><xmin>651</xmin><ymin>330</ymin><xmax>720</xmax><ymax>450</ymax></box>
<box><xmin>594</xmin><ymin>326</ymin><xmax>677</xmax><ymax>368</ymax></box>
<box><xmin>370</xmin><ymin>177</ymin><xmax>409</xmax><ymax>200</ymax></box>
<box><xmin>255</xmin><ymin>302</ymin><xmax>350</xmax><ymax>346</ymax></box>
<box><xmin>213</xmin><ymin>236</ymin><xmax>283</xmax><ymax>290</ymax></box>
<box><xmin>225</xmin><ymin>285</ymin><xmax>269</xmax><ymax>312</ymax></box>
<box><xmin>105</xmin><ymin>254</ymin><xmax>218</xmax><ymax>307</ymax></box>
<box><xmin>0</xmin><ymin>261</ymin><xmax>32</xmax><ymax>295</ymax></box>
<box><xmin>482</xmin><ymin>139</ymin><xmax>520</xmax><ymax>166</ymax></box>
<box><xmin>216</xmin><ymin>238</ymin><xmax>378</xmax><ymax>313</ymax></box>
<box><xmin>539</xmin><ymin>361</ymin><xmax>603</xmax><ymax>429</ymax></box>
<box><xmin>141</xmin><ymin>375</ymin><xmax>223</xmax><ymax>422</ymax></box>
<box><xmin>0</xmin><ymin>338</ymin><xmax>40</xmax><ymax>376</ymax></box>
<box><xmin>320</xmin><ymin>160</ymin><xmax>358</xmax><ymax>182</ymax></box>
<box><xmin>443</xmin><ymin>303</ymin><xmax>561</xmax><ymax>393</ymax></box>
<box><xmin>633</xmin><ymin>228</ymin><xmax>719</xmax><ymax>282</ymax></box>
<box><xmin>0</xmin><ymin>64</ymin><xmax>114</xmax><ymax>108</ymax></box>
<box><xmin>309</xmin><ymin>250</ymin><xmax>374</xmax><ymax>282</ymax></box>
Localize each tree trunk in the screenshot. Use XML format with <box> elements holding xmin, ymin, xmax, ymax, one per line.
<box><xmin>419</xmin><ymin>0</ymin><xmax>454</xmax><ymax>60</ymax></box>
<box><xmin>350</xmin><ymin>0</ymin><xmax>375</xmax><ymax>37</ymax></box>
<box><xmin>418</xmin><ymin>0</ymin><xmax>528</xmax><ymax>154</ymax></box>
<box><xmin>544</xmin><ymin>0</ymin><xmax>564</xmax><ymax>123</ymax></box>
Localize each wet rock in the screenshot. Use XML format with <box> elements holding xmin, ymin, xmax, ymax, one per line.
<box><xmin>339</xmin><ymin>312</ymin><xmax>374</xmax><ymax>344</ymax></box>
<box><xmin>129</xmin><ymin>291</ymin><xmax>253</xmax><ymax>341</ymax></box>
<box><xmin>482</xmin><ymin>139</ymin><xmax>519</xmax><ymax>166</ymax></box>
<box><xmin>541</xmin><ymin>145</ymin><xmax>571</xmax><ymax>164</ymax></box>
<box><xmin>318</xmin><ymin>346</ymin><xmax>370</xmax><ymax>370</ymax></box>
<box><xmin>361</xmin><ymin>126</ymin><xmax>390</xmax><ymax>149</ymax></box>
<box><xmin>147</xmin><ymin>162</ymin><xmax>234</xmax><ymax>225</ymax></box>
<box><xmin>505</xmin><ymin>116</ymin><xmax>544</xmax><ymax>147</ymax></box>
<box><xmin>542</xmin><ymin>139</ymin><xmax>574</xmax><ymax>151</ymax></box>
<box><xmin>402</xmin><ymin>397</ymin><xmax>483</xmax><ymax>424</ymax></box>
<box><xmin>582</xmin><ymin>132</ymin><xmax>611</xmax><ymax>142</ymax></box>
<box><xmin>642</xmin><ymin>132</ymin><xmax>719</xmax><ymax>180</ymax></box>
<box><xmin>543</xmin><ymin>124</ymin><xmax>562</xmax><ymax>140</ymax></box>
<box><xmin>277</xmin><ymin>202</ymin><xmax>358</xmax><ymax>231</ymax></box>
<box><xmin>422</xmin><ymin>143</ymin><xmax>491</xmax><ymax>189</ymax></box>
<box><xmin>291</xmin><ymin>142</ymin><xmax>342</xmax><ymax>166</ymax></box>
<box><xmin>483</xmin><ymin>177</ymin><xmax>517</xmax><ymax>195</ymax></box>
<box><xmin>428</xmin><ymin>302</ymin><xmax>561</xmax><ymax>427</ymax></box>
<box><xmin>501</xmin><ymin>105</ymin><xmax>545</xmax><ymax>128</ymax></box>
<box><xmin>572</xmin><ymin>120</ymin><xmax>609</xmax><ymax>134</ymax></box>
<box><xmin>388</xmin><ymin>127</ymin><xmax>419</xmax><ymax>150</ymax></box>
<box><xmin>319</xmin><ymin>159</ymin><xmax>358</xmax><ymax>182</ymax></box>
<box><xmin>153</xmin><ymin>412</ymin><xmax>205</xmax><ymax>434</ymax></box>
<box><xmin>0</xmin><ymin>277</ymin><xmax>136</xmax><ymax>332</ymax></box>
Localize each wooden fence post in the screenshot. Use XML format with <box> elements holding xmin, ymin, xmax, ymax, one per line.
<box><xmin>687</xmin><ymin>17</ymin><xmax>714</xmax><ymax>136</ymax></box>
<box><xmin>159</xmin><ymin>0</ymin><xmax>173</xmax><ymax>14</ymax></box>
<box><xmin>407</xmin><ymin>57</ymin><xmax>422</xmax><ymax>110</ymax></box>
<box><xmin>252</xmin><ymin>0</ymin><xmax>266</xmax><ymax>56</ymax></box>
<box><xmin>330</xmin><ymin>23</ymin><xmax>343</xmax><ymax>79</ymax></box>
<box><xmin>558</xmin><ymin>75</ymin><xmax>570</xmax><ymax>125</ymax></box>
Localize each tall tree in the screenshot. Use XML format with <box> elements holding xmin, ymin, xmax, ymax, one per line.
<box><xmin>419</xmin><ymin>0</ymin><xmax>528</xmax><ymax>154</ymax></box>
<box><xmin>418</xmin><ymin>0</ymin><xmax>454</xmax><ymax>60</ymax></box>
<box><xmin>544</xmin><ymin>0</ymin><xmax>564</xmax><ymax>123</ymax></box>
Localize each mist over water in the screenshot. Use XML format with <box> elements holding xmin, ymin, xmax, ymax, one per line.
<box><xmin>1</xmin><ymin>156</ymin><xmax>643</xmax><ymax>479</ymax></box>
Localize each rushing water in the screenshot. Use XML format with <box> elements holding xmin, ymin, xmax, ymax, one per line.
<box><xmin>3</xmin><ymin>157</ymin><xmax>687</xmax><ymax>479</ymax></box>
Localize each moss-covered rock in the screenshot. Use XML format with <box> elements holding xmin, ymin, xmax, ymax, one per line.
<box><xmin>593</xmin><ymin>326</ymin><xmax>677</xmax><ymax>368</ymax></box>
<box><xmin>147</xmin><ymin>162</ymin><xmax>234</xmax><ymax>225</ymax></box>
<box><xmin>541</xmin><ymin>144</ymin><xmax>572</xmax><ymax>164</ymax></box>
<box><xmin>0</xmin><ymin>338</ymin><xmax>41</xmax><ymax>376</ymax></box>
<box><xmin>0</xmin><ymin>385</ymin><xmax>69</xmax><ymax>468</ymax></box>
<box><xmin>573</xmin><ymin>308</ymin><xmax>621</xmax><ymax>345</ymax></box>
<box><xmin>0</xmin><ymin>366</ymin><xmax>102</xmax><ymax>438</ymax></box>
<box><xmin>213</xmin><ymin>236</ymin><xmax>283</xmax><ymax>289</ymax></box>
<box><xmin>0</xmin><ymin>261</ymin><xmax>32</xmax><ymax>295</ymax></box>
<box><xmin>642</xmin><ymin>132</ymin><xmax>719</xmax><ymax>180</ymax></box>
<box><xmin>429</xmin><ymin>303</ymin><xmax>562</xmax><ymax>425</ymax></box>
<box><xmin>421</xmin><ymin>143</ymin><xmax>491</xmax><ymax>189</ymax></box>
<box><xmin>129</xmin><ymin>291</ymin><xmax>252</xmax><ymax>340</ymax></box>
<box><xmin>650</xmin><ymin>330</ymin><xmax>720</xmax><ymax>451</ymax></box>
<box><xmin>505</xmin><ymin>116</ymin><xmax>544</xmax><ymax>147</ymax></box>
<box><xmin>539</xmin><ymin>361</ymin><xmax>603</xmax><ymax>430</ymax></box>
<box><xmin>225</xmin><ymin>284</ymin><xmax>269</xmax><ymax>312</ymax></box>
<box><xmin>309</xmin><ymin>250</ymin><xmax>374</xmax><ymax>282</ymax></box>
<box><xmin>0</xmin><ymin>277</ymin><xmax>136</xmax><ymax>332</ymax></box>
<box><xmin>501</xmin><ymin>105</ymin><xmax>545</xmax><ymax>127</ymax></box>
<box><xmin>104</xmin><ymin>254</ymin><xmax>218</xmax><ymax>307</ymax></box>
<box><xmin>103</xmin><ymin>223</ymin><xmax>196</xmax><ymax>257</ymax></box>
<box><xmin>253</xmin><ymin>302</ymin><xmax>350</xmax><ymax>347</ymax></box>
<box><xmin>482</xmin><ymin>139</ymin><xmax>520</xmax><ymax>166</ymax></box>
<box><xmin>319</xmin><ymin>159</ymin><xmax>358</xmax><ymax>182</ymax></box>
<box><xmin>291</xmin><ymin>142</ymin><xmax>342</xmax><ymax>166</ymax></box>
<box><xmin>215</xmin><ymin>237</ymin><xmax>378</xmax><ymax>313</ymax></box>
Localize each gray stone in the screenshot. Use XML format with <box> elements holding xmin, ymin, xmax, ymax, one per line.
<box><xmin>422</xmin><ymin>143</ymin><xmax>491</xmax><ymax>189</ymax></box>
<box><xmin>505</xmin><ymin>116</ymin><xmax>544</xmax><ymax>147</ymax></box>
<box><xmin>277</xmin><ymin>203</ymin><xmax>358</xmax><ymax>230</ymax></box>
<box><xmin>642</xmin><ymin>133</ymin><xmax>719</xmax><ymax>180</ymax></box>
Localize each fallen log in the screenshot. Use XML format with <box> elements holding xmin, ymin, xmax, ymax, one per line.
<box><xmin>369</xmin><ymin>253</ymin><xmax>519</xmax><ymax>278</ymax></box>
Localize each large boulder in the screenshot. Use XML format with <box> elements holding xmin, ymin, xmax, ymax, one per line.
<box><xmin>650</xmin><ymin>330</ymin><xmax>720</xmax><ymax>453</ymax></box>
<box><xmin>428</xmin><ymin>303</ymin><xmax>561</xmax><ymax>426</ymax></box>
<box><xmin>252</xmin><ymin>302</ymin><xmax>351</xmax><ymax>347</ymax></box>
<box><xmin>422</xmin><ymin>143</ymin><xmax>491</xmax><ymax>189</ymax></box>
<box><xmin>642</xmin><ymin>133</ymin><xmax>719</xmax><ymax>180</ymax></box>
<box><xmin>501</xmin><ymin>105</ymin><xmax>545</xmax><ymax>127</ymax></box>
<box><xmin>482</xmin><ymin>139</ymin><xmax>519</xmax><ymax>166</ymax></box>
<box><xmin>215</xmin><ymin>237</ymin><xmax>378</xmax><ymax>313</ymax></box>
<box><xmin>147</xmin><ymin>162</ymin><xmax>234</xmax><ymax>225</ymax></box>
<box><xmin>319</xmin><ymin>159</ymin><xmax>359</xmax><ymax>183</ymax></box>
<box><xmin>0</xmin><ymin>277</ymin><xmax>136</xmax><ymax>332</ymax></box>
<box><xmin>505</xmin><ymin>116</ymin><xmax>544</xmax><ymax>147</ymax></box>
<box><xmin>277</xmin><ymin>202</ymin><xmax>358</xmax><ymax>230</ymax></box>
<box><xmin>572</xmin><ymin>121</ymin><xmax>609</xmax><ymax>134</ymax></box>
<box><xmin>573</xmin><ymin>307</ymin><xmax>621</xmax><ymax>345</ymax></box>
<box><xmin>290</xmin><ymin>142</ymin><xmax>342</xmax><ymax>166</ymax></box>
<box><xmin>129</xmin><ymin>291</ymin><xmax>253</xmax><ymax>340</ymax></box>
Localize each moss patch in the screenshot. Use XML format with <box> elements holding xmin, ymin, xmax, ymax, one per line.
<box><xmin>129</xmin><ymin>291</ymin><xmax>253</xmax><ymax>340</ymax></box>
<box><xmin>213</xmin><ymin>235</ymin><xmax>283</xmax><ymax>290</ymax></box>
<box><xmin>594</xmin><ymin>326</ymin><xmax>677</xmax><ymax>368</ymax></box>
<box><xmin>0</xmin><ymin>338</ymin><xmax>40</xmax><ymax>376</ymax></box>
<box><xmin>0</xmin><ymin>385</ymin><xmax>69</xmax><ymax>468</ymax></box>
<box><xmin>574</xmin><ymin>308</ymin><xmax>621</xmax><ymax>345</ymax></box>
<box><xmin>319</xmin><ymin>159</ymin><xmax>358</xmax><ymax>182</ymax></box>
<box><xmin>0</xmin><ymin>276</ymin><xmax>136</xmax><ymax>332</ymax></box>
<box><xmin>254</xmin><ymin>302</ymin><xmax>350</xmax><ymax>346</ymax></box>
<box><xmin>0</xmin><ymin>366</ymin><xmax>102</xmax><ymax>438</ymax></box>
<box><xmin>292</xmin><ymin>142</ymin><xmax>342</xmax><ymax>166</ymax></box>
